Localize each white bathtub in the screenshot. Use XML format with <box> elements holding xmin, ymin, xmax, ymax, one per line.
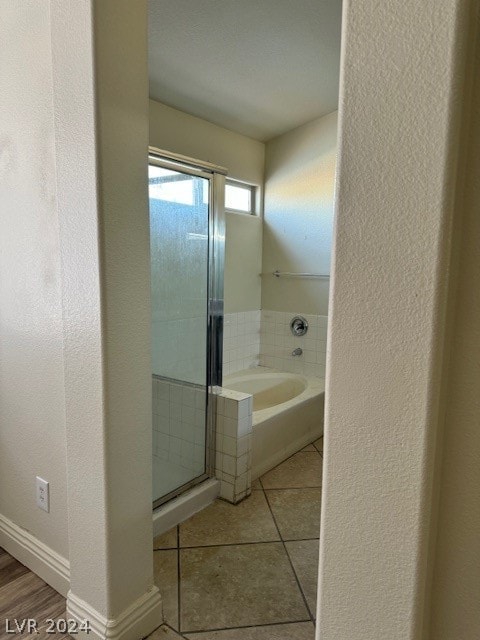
<box><xmin>224</xmin><ymin>367</ymin><xmax>325</xmax><ymax>479</ymax></box>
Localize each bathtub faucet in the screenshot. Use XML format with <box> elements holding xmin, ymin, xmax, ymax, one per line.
<box><xmin>292</xmin><ymin>347</ymin><xmax>303</xmax><ymax>356</ymax></box>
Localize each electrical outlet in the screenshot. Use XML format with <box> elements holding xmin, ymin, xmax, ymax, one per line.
<box><xmin>36</xmin><ymin>477</ymin><xmax>49</xmax><ymax>512</ymax></box>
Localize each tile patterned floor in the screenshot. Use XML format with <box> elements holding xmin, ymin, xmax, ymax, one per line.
<box><xmin>152</xmin><ymin>438</ymin><xmax>323</xmax><ymax>638</ymax></box>
<box><xmin>0</xmin><ymin>438</ymin><xmax>322</xmax><ymax>640</ymax></box>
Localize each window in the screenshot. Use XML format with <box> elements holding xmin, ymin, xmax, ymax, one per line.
<box><xmin>225</xmin><ymin>180</ymin><xmax>255</xmax><ymax>215</ymax></box>
<box><xmin>148</xmin><ymin>164</ymin><xmax>208</xmax><ymax>206</ymax></box>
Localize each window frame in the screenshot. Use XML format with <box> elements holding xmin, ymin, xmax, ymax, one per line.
<box><xmin>225</xmin><ymin>179</ymin><xmax>256</xmax><ymax>216</ymax></box>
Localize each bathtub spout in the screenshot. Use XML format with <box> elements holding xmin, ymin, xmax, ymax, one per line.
<box><xmin>292</xmin><ymin>347</ymin><xmax>303</xmax><ymax>356</ymax></box>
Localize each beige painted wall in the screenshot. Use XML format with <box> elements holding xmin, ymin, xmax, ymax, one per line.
<box><xmin>149</xmin><ymin>99</ymin><xmax>265</xmax><ymax>185</ymax></box>
<box><xmin>262</xmin><ymin>112</ymin><xmax>337</xmax><ymax>315</ymax></box>
<box><xmin>0</xmin><ymin>1</ymin><xmax>68</xmax><ymax>560</ymax></box>
<box><xmin>149</xmin><ymin>99</ymin><xmax>264</xmax><ymax>312</ymax></box>
<box><xmin>224</xmin><ymin>212</ymin><xmax>262</xmax><ymax>312</ymax></box>
<box><xmin>430</xmin><ymin>4</ymin><xmax>480</xmax><ymax>637</ymax></box>
<box><xmin>317</xmin><ymin>1</ymin><xmax>472</xmax><ymax>639</ymax></box>
<box><xmin>52</xmin><ymin>0</ymin><xmax>161</xmax><ymax>628</ymax></box>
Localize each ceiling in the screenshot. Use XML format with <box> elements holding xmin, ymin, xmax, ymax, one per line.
<box><xmin>148</xmin><ymin>0</ymin><xmax>343</xmax><ymax>142</ymax></box>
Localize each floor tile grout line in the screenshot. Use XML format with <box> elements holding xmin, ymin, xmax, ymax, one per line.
<box><xmin>165</xmin><ymin>622</ymin><xmax>189</xmax><ymax>639</ymax></box>
<box><xmin>178</xmin><ymin>540</ymin><xmax>281</xmax><ymax>549</ymax></box>
<box><xmin>156</xmin><ymin>441</ymin><xmax>322</xmax><ymax>635</ymax></box>
<box><xmin>154</xmin><ymin>537</ymin><xmax>320</xmax><ymax>552</ymax></box>
<box><xmin>258</xmin><ymin>443</ymin><xmax>322</xmax><ymax>489</ymax></box>
<box><xmin>268</xmin><ymin>444</ymin><xmax>322</xmax><ymax>469</ymax></box>
<box><xmin>263</xmin><ymin>485</ymin><xmax>322</xmax><ymax>491</ymax></box>
<box><xmin>312</xmin><ymin>436</ymin><xmax>324</xmax><ymax>457</ymax></box>
<box><xmin>181</xmin><ymin>618</ymin><xmax>313</xmax><ymax>635</ymax></box>
<box><xmin>260</xmin><ymin>439</ymin><xmax>323</xmax><ymax>490</ymax></box>
<box><xmin>260</xmin><ymin>476</ymin><xmax>316</xmax><ymax>625</ymax></box>
<box><xmin>252</xmin><ymin>438</ymin><xmax>322</xmax><ymax>492</ymax></box>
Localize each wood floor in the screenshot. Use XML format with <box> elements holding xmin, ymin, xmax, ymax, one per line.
<box><xmin>0</xmin><ymin>547</ymin><xmax>69</xmax><ymax>639</ymax></box>
<box><xmin>0</xmin><ymin>548</ymin><xmax>182</xmax><ymax>640</ymax></box>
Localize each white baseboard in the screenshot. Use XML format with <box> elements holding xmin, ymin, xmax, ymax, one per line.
<box><xmin>67</xmin><ymin>587</ymin><xmax>163</xmax><ymax>640</ymax></box>
<box><xmin>0</xmin><ymin>512</ymin><xmax>70</xmax><ymax>596</ymax></box>
<box><xmin>0</xmin><ymin>513</ymin><xmax>163</xmax><ymax>639</ymax></box>
<box><xmin>153</xmin><ymin>478</ymin><xmax>220</xmax><ymax>538</ymax></box>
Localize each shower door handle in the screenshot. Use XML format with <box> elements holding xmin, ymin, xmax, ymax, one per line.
<box><xmin>209</xmin><ymin>298</ymin><xmax>224</xmax><ymax>387</ymax></box>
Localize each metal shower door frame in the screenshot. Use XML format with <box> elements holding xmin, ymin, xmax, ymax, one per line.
<box><xmin>149</xmin><ymin>147</ymin><xmax>225</xmax><ymax>508</ymax></box>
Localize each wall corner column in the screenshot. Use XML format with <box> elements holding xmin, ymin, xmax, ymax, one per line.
<box><xmin>51</xmin><ymin>1</ymin><xmax>161</xmax><ymax>638</ymax></box>
<box><xmin>316</xmin><ymin>1</ymin><xmax>473</xmax><ymax>639</ymax></box>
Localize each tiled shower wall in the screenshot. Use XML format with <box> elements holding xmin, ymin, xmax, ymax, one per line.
<box><xmin>260</xmin><ymin>310</ymin><xmax>328</xmax><ymax>378</ymax></box>
<box><xmin>222</xmin><ymin>310</ymin><xmax>328</xmax><ymax>378</ymax></box>
<box><xmin>152</xmin><ymin>377</ymin><xmax>206</xmax><ymax>479</ymax></box>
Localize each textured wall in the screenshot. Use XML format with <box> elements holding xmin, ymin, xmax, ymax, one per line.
<box><xmin>149</xmin><ymin>99</ymin><xmax>264</xmax><ymax>314</ymax></box>
<box><xmin>52</xmin><ymin>0</ymin><xmax>161</xmax><ymax>627</ymax></box>
<box><xmin>0</xmin><ymin>0</ymin><xmax>68</xmax><ymax>559</ymax></box>
<box><xmin>317</xmin><ymin>1</ymin><xmax>469</xmax><ymax>639</ymax></box>
<box><xmin>430</xmin><ymin>4</ymin><xmax>480</xmax><ymax>637</ymax></box>
<box><xmin>262</xmin><ymin>112</ymin><xmax>337</xmax><ymax>315</ymax></box>
<box><xmin>150</xmin><ymin>99</ymin><xmax>265</xmax><ymax>185</ymax></box>
<box><xmin>224</xmin><ymin>212</ymin><xmax>262</xmax><ymax>313</ymax></box>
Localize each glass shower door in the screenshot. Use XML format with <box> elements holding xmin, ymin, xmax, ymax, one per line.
<box><xmin>149</xmin><ymin>153</ymin><xmax>224</xmax><ymax>507</ymax></box>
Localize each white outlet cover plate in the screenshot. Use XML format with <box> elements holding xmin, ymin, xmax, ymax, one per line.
<box><xmin>36</xmin><ymin>476</ymin><xmax>49</xmax><ymax>512</ymax></box>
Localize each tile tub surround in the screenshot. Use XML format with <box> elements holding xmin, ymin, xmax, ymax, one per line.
<box><xmin>152</xmin><ymin>440</ymin><xmax>323</xmax><ymax>637</ymax></box>
<box><xmin>223</xmin><ymin>310</ymin><xmax>328</xmax><ymax>378</ymax></box>
<box><xmin>260</xmin><ymin>310</ymin><xmax>328</xmax><ymax>378</ymax></box>
<box><xmin>223</xmin><ymin>310</ymin><xmax>261</xmax><ymax>375</ymax></box>
<box><xmin>215</xmin><ymin>388</ymin><xmax>253</xmax><ymax>503</ymax></box>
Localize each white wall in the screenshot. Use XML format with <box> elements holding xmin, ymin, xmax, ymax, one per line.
<box><xmin>224</xmin><ymin>212</ymin><xmax>262</xmax><ymax>312</ymax></box>
<box><xmin>262</xmin><ymin>112</ymin><xmax>337</xmax><ymax>315</ymax></box>
<box><xmin>149</xmin><ymin>100</ymin><xmax>264</xmax><ymax>313</ymax></box>
<box><xmin>0</xmin><ymin>0</ymin><xmax>68</xmax><ymax>561</ymax></box>
<box><xmin>52</xmin><ymin>0</ymin><xmax>162</xmax><ymax>630</ymax></box>
<box><xmin>430</xmin><ymin>4</ymin><xmax>480</xmax><ymax>636</ymax></box>
<box><xmin>317</xmin><ymin>1</ymin><xmax>473</xmax><ymax>639</ymax></box>
<box><xmin>149</xmin><ymin>99</ymin><xmax>265</xmax><ymax>185</ymax></box>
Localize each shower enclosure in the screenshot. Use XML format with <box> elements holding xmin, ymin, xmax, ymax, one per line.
<box><xmin>149</xmin><ymin>149</ymin><xmax>225</xmax><ymax>508</ymax></box>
